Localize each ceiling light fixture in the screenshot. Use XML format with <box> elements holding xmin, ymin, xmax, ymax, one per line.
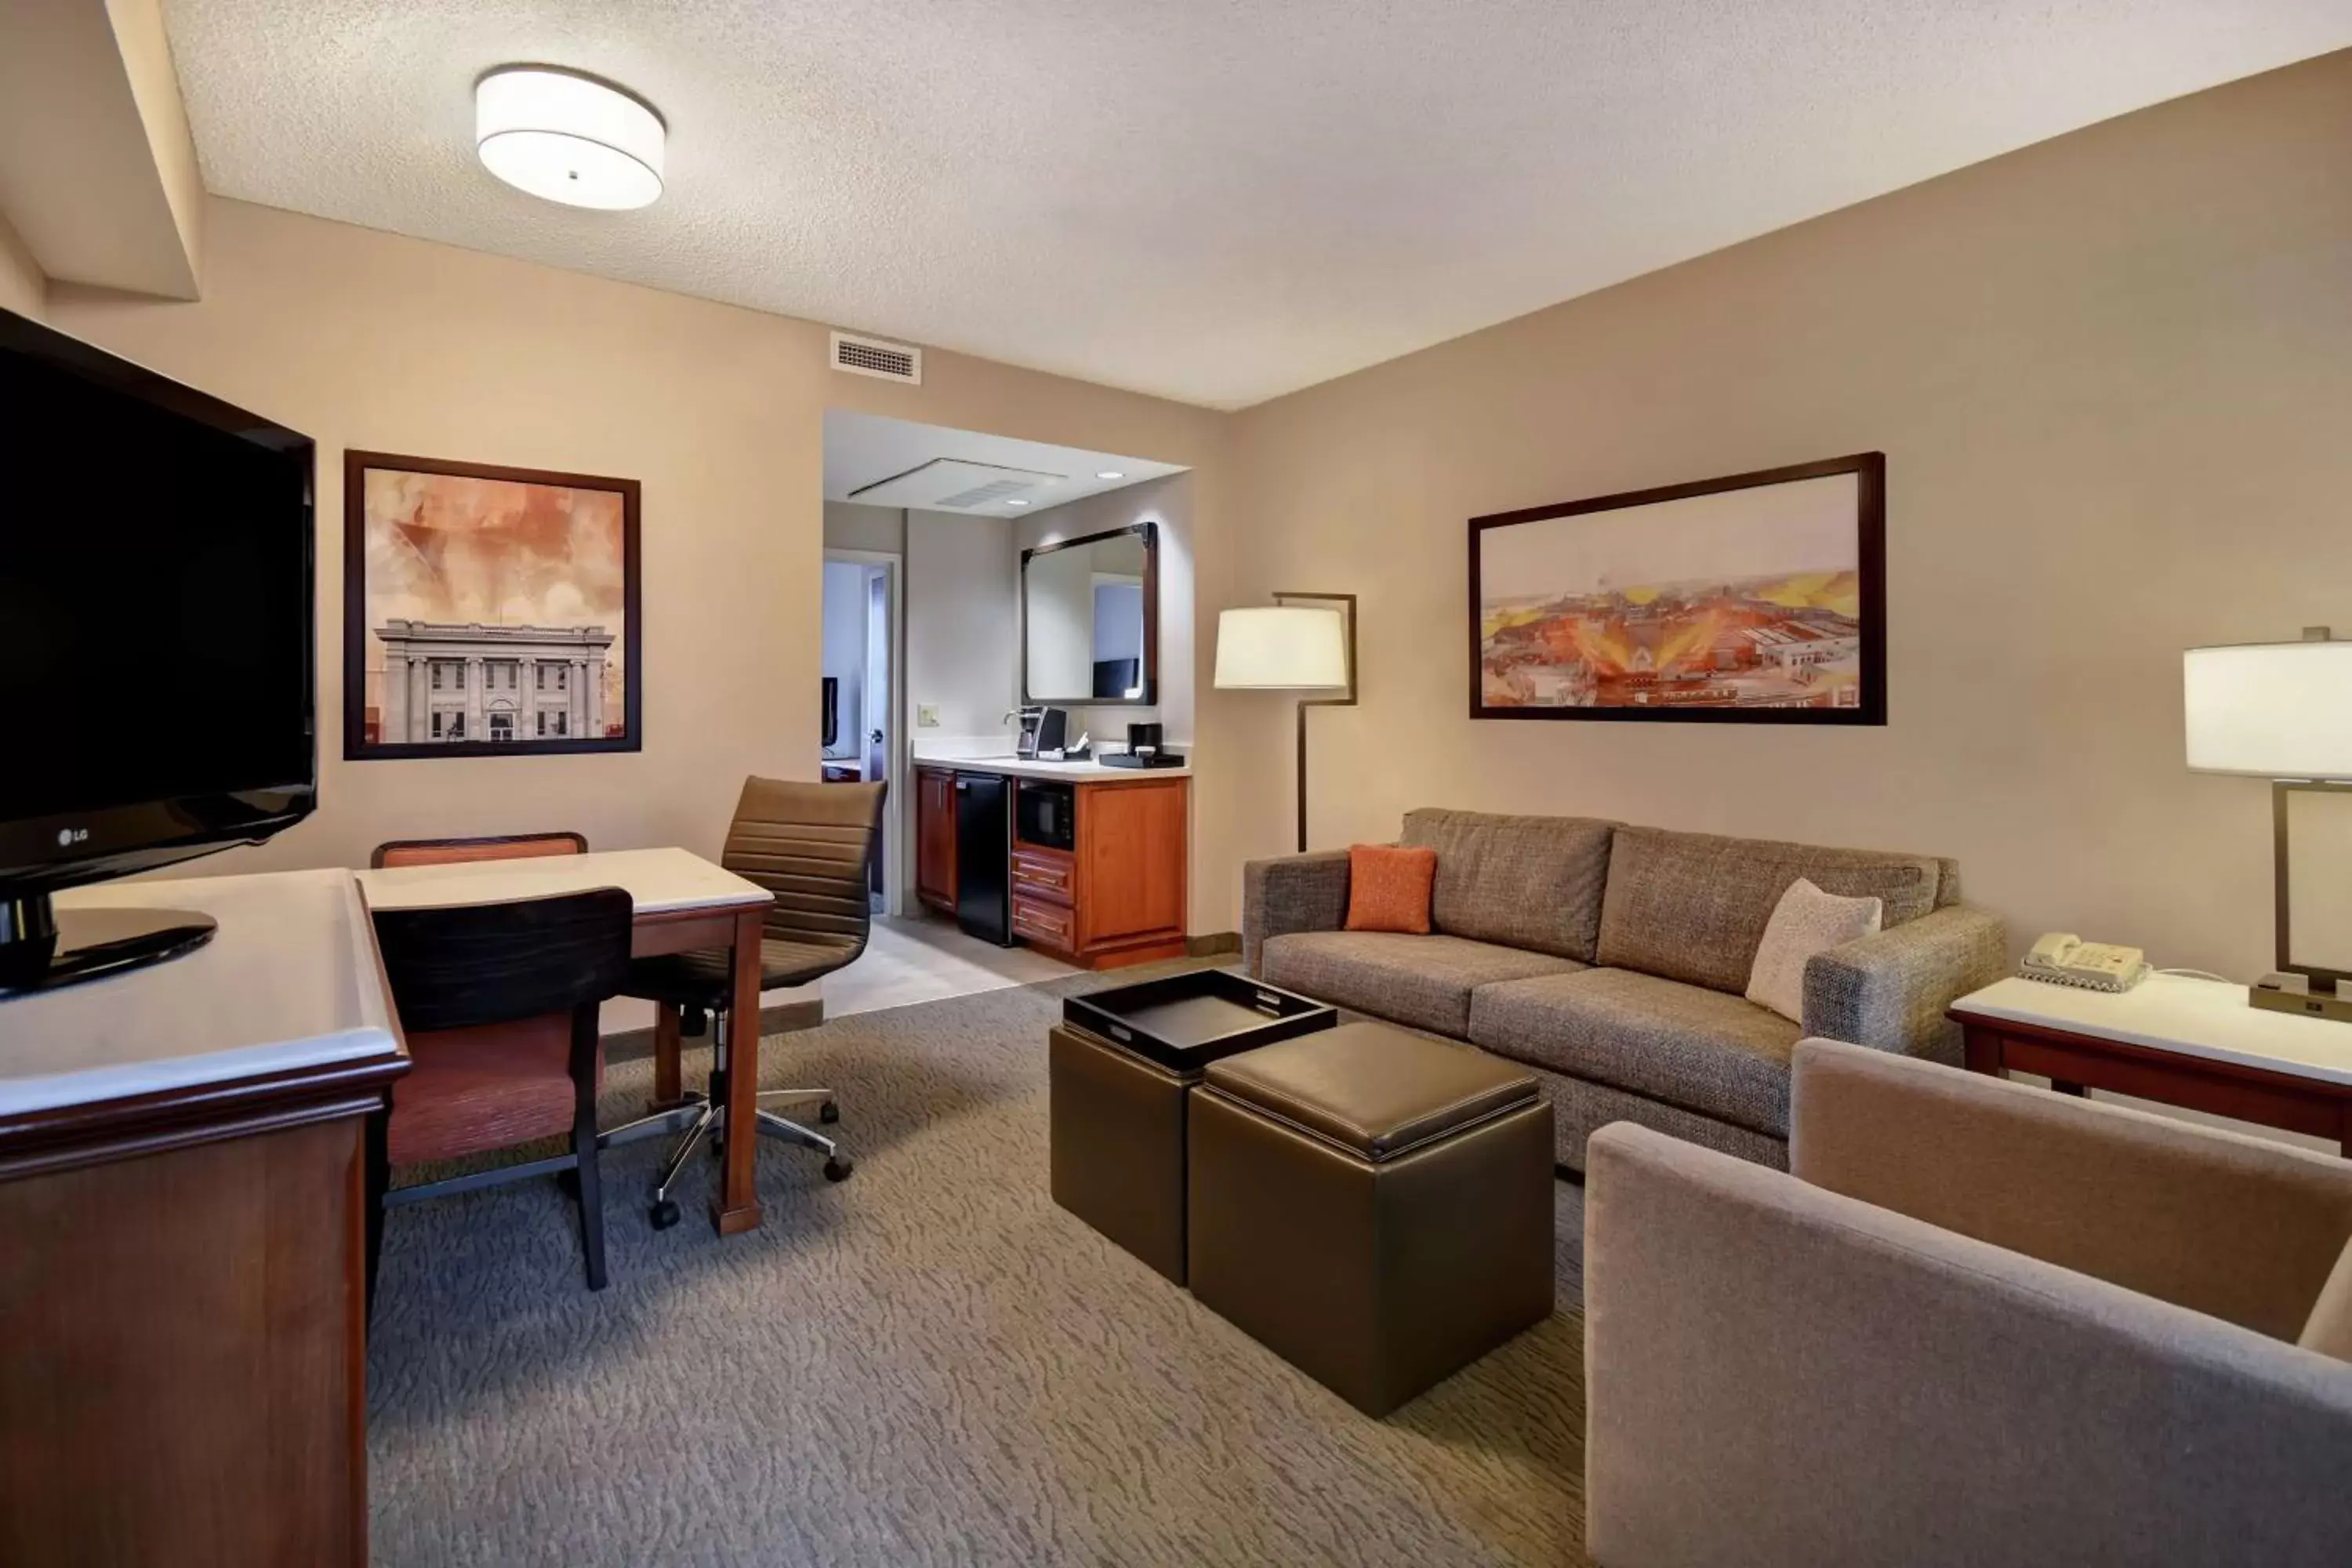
<box><xmin>476</xmin><ymin>67</ymin><xmax>665</xmax><ymax>210</ymax></box>
<box><xmin>1006</xmin><ymin>499</ymin><xmax>1030</xmax><ymax>506</ymax></box>
<box><xmin>1096</xmin><ymin>470</ymin><xmax>1125</xmax><ymax>481</ymax></box>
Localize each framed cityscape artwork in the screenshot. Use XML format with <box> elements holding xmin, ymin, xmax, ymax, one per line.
<box><xmin>342</xmin><ymin>450</ymin><xmax>641</xmax><ymax>759</ymax></box>
<box><xmin>1468</xmin><ymin>452</ymin><xmax>1885</xmax><ymax>724</ymax></box>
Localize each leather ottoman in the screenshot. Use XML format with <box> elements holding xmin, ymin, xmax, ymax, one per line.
<box><xmin>1048</xmin><ymin>1022</ymin><xmax>1198</xmax><ymax>1281</ymax></box>
<box><xmin>1050</xmin><ymin>971</ymin><xmax>1336</xmax><ymax>1283</ymax></box>
<box><xmin>1186</xmin><ymin>1022</ymin><xmax>1555</xmax><ymax>1416</ymax></box>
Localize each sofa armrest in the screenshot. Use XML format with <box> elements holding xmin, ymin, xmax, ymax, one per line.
<box><xmin>1586</xmin><ymin>1123</ymin><xmax>2352</xmax><ymax>1568</ymax></box>
<box><xmin>1789</xmin><ymin>1036</ymin><xmax>2352</xmax><ymax>1341</ymax></box>
<box><xmin>1241</xmin><ymin>851</ymin><xmax>1351</xmax><ymax>975</ymax></box>
<box><xmin>1801</xmin><ymin>904</ymin><xmax>2006</xmax><ymax>1062</ymax></box>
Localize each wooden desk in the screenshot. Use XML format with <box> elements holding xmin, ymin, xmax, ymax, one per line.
<box><xmin>0</xmin><ymin>869</ymin><xmax>408</xmax><ymax>1568</ymax></box>
<box><xmin>1951</xmin><ymin>974</ymin><xmax>2352</xmax><ymax>1155</ymax></box>
<box><xmin>357</xmin><ymin>847</ymin><xmax>775</xmax><ymax>1234</ymax></box>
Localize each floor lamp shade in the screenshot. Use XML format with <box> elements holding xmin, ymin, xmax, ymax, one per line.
<box><xmin>2184</xmin><ymin>641</ymin><xmax>2352</xmax><ymax>779</ymax></box>
<box><xmin>1217</xmin><ymin>602</ymin><xmax>1354</xmax><ymax>855</ymax></box>
<box><xmin>1214</xmin><ymin>608</ymin><xmax>1349</xmax><ymax>691</ymax></box>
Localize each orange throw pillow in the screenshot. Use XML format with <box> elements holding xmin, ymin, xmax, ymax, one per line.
<box><xmin>1345</xmin><ymin>844</ymin><xmax>1438</xmax><ymax>935</ymax></box>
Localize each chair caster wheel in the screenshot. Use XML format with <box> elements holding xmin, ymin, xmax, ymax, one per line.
<box><xmin>818</xmin><ymin>1101</ymin><xmax>840</xmax><ymax>1125</ymax></box>
<box><xmin>648</xmin><ymin>1199</ymin><xmax>681</xmax><ymax>1230</ymax></box>
<box><xmin>823</xmin><ymin>1156</ymin><xmax>854</xmax><ymax>1183</ymax></box>
<box><xmin>556</xmin><ymin>1168</ymin><xmax>580</xmax><ymax>1199</ymax></box>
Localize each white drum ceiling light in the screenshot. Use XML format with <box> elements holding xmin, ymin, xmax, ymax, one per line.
<box><xmin>475</xmin><ymin>67</ymin><xmax>665</xmax><ymax>210</ymax></box>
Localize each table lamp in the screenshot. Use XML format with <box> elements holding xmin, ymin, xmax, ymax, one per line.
<box><xmin>1215</xmin><ymin>596</ymin><xmax>1354</xmax><ymax>853</ymax></box>
<box><xmin>2183</xmin><ymin>627</ymin><xmax>2352</xmax><ymax>1019</ymax></box>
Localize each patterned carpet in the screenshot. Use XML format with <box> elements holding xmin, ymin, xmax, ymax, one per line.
<box><xmin>367</xmin><ymin>965</ymin><xmax>1591</xmax><ymax>1566</ymax></box>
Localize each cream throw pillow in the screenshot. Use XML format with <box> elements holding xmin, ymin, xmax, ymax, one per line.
<box><xmin>1745</xmin><ymin>877</ymin><xmax>1883</xmax><ymax>1025</ymax></box>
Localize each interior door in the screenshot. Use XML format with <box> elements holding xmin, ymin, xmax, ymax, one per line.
<box><xmin>864</xmin><ymin>568</ymin><xmax>888</xmax><ymax>896</ymax></box>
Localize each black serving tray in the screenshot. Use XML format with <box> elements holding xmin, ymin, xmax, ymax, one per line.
<box><xmin>1062</xmin><ymin>968</ymin><xmax>1336</xmax><ymax>1073</ymax></box>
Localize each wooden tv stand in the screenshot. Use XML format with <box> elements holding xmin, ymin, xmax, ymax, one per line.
<box><xmin>0</xmin><ymin>870</ymin><xmax>407</xmax><ymax>1567</ymax></box>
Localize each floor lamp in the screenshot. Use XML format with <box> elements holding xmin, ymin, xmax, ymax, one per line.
<box><xmin>1214</xmin><ymin>594</ymin><xmax>1356</xmax><ymax>853</ymax></box>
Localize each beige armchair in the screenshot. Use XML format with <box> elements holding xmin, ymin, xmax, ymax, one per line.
<box><xmin>1584</xmin><ymin>1038</ymin><xmax>2352</xmax><ymax>1568</ymax></box>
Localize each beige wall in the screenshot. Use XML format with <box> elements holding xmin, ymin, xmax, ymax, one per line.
<box><xmin>822</xmin><ymin>500</ymin><xmax>906</xmax><ymax>556</ymax></box>
<box><xmin>0</xmin><ymin>209</ymin><xmax>40</xmax><ymax>318</ymax></box>
<box><xmin>1214</xmin><ymin>50</ymin><xmax>2352</xmax><ymax>978</ymax></box>
<box><xmin>49</xmin><ymin>197</ymin><xmax>1232</xmax><ymax>921</ymax></box>
<box><xmin>906</xmin><ymin>508</ymin><xmax>1019</xmax><ymax>746</ymax></box>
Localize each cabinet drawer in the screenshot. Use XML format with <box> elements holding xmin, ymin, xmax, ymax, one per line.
<box><xmin>1012</xmin><ymin>895</ymin><xmax>1076</xmax><ymax>949</ymax></box>
<box><xmin>1011</xmin><ymin>848</ymin><xmax>1073</xmax><ymax>902</ymax></box>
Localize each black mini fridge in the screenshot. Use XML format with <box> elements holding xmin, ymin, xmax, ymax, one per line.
<box><xmin>953</xmin><ymin>771</ymin><xmax>1013</xmax><ymax>946</ymax></box>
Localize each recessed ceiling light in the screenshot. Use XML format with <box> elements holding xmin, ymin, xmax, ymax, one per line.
<box><xmin>1006</xmin><ymin>499</ymin><xmax>1030</xmax><ymax>506</ymax></box>
<box><xmin>1096</xmin><ymin>470</ymin><xmax>1125</xmax><ymax>480</ymax></box>
<box><xmin>477</xmin><ymin>67</ymin><xmax>665</xmax><ymax>210</ymax></box>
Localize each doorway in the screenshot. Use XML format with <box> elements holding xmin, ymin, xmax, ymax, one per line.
<box><xmin>822</xmin><ymin>548</ymin><xmax>901</xmax><ymax>910</ymax></box>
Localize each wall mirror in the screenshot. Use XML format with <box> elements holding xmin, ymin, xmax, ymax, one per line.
<box><xmin>1021</xmin><ymin>521</ymin><xmax>1157</xmax><ymax>705</ymax></box>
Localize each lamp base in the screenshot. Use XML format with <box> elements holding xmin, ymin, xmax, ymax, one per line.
<box><xmin>2252</xmin><ymin>973</ymin><xmax>2352</xmax><ymax>1024</ymax></box>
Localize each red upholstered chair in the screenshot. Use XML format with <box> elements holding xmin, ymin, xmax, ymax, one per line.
<box><xmin>372</xmin><ymin>831</ymin><xmax>588</xmax><ymax>869</ymax></box>
<box><xmin>367</xmin><ymin>833</ymin><xmax>625</xmax><ymax>1293</ymax></box>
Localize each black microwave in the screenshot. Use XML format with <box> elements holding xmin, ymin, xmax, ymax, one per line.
<box><xmin>1015</xmin><ymin>782</ymin><xmax>1076</xmax><ymax>851</ymax></box>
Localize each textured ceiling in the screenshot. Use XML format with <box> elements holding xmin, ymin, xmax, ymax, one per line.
<box><xmin>164</xmin><ymin>1</ymin><xmax>2352</xmax><ymax>408</ymax></box>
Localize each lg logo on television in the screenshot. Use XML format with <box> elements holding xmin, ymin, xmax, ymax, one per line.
<box><xmin>56</xmin><ymin>828</ymin><xmax>88</xmax><ymax>848</ymax></box>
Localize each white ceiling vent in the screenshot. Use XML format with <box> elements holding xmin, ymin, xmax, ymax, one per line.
<box><xmin>848</xmin><ymin>457</ymin><xmax>1064</xmax><ymax>511</ymax></box>
<box><xmin>830</xmin><ymin>330</ymin><xmax>922</xmax><ymax>385</ymax></box>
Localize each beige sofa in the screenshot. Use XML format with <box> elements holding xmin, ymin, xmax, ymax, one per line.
<box><xmin>1584</xmin><ymin>1040</ymin><xmax>2352</xmax><ymax>1567</ymax></box>
<box><xmin>1243</xmin><ymin>809</ymin><xmax>2007</xmax><ymax>1171</ymax></box>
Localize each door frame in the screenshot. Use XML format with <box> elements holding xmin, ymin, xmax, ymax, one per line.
<box><xmin>824</xmin><ymin>547</ymin><xmax>907</xmax><ymax>915</ymax></box>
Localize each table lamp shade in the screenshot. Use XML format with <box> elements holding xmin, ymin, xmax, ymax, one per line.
<box><xmin>2183</xmin><ymin>641</ymin><xmax>2352</xmax><ymax>779</ymax></box>
<box><xmin>1214</xmin><ymin>607</ymin><xmax>1348</xmax><ymax>691</ymax></box>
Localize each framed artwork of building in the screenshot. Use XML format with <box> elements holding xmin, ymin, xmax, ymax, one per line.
<box><xmin>342</xmin><ymin>450</ymin><xmax>641</xmax><ymax>759</ymax></box>
<box><xmin>1468</xmin><ymin>452</ymin><xmax>1886</xmax><ymax>724</ymax></box>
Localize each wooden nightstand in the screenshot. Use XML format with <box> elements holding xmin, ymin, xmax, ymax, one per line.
<box><xmin>1950</xmin><ymin>974</ymin><xmax>2352</xmax><ymax>1156</ymax></box>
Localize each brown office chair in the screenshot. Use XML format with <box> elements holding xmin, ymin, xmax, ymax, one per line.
<box><xmin>606</xmin><ymin>776</ymin><xmax>884</xmax><ymax>1228</ymax></box>
<box><xmin>368</xmin><ymin>885</ymin><xmax>634</xmax><ymax>1295</ymax></box>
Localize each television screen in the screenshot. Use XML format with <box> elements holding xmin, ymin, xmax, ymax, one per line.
<box><xmin>0</xmin><ymin>308</ymin><xmax>314</xmax><ymax>890</ymax></box>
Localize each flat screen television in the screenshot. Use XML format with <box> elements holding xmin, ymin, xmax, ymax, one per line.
<box><xmin>0</xmin><ymin>307</ymin><xmax>316</xmax><ymax>991</ymax></box>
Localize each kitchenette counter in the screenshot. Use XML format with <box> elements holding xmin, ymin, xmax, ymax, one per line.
<box><xmin>913</xmin><ymin>752</ymin><xmax>1190</xmax><ymax>967</ymax></box>
<box><xmin>910</xmin><ymin>752</ymin><xmax>1190</xmax><ymax>782</ymax></box>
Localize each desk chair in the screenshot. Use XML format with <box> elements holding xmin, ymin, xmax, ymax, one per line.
<box><xmin>372</xmin><ymin>831</ymin><xmax>588</xmax><ymax>868</ymax></box>
<box><xmin>366</xmin><ymin>831</ymin><xmax>632</xmax><ymax>1300</ymax></box>
<box><xmin>605</xmin><ymin>776</ymin><xmax>884</xmax><ymax>1228</ymax></box>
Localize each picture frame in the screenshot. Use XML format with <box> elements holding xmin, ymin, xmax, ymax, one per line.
<box><xmin>342</xmin><ymin>450</ymin><xmax>642</xmax><ymax>759</ymax></box>
<box><xmin>1468</xmin><ymin>452</ymin><xmax>1886</xmax><ymax>724</ymax></box>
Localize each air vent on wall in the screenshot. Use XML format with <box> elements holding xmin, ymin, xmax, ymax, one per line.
<box><xmin>830</xmin><ymin>331</ymin><xmax>922</xmax><ymax>384</ymax></box>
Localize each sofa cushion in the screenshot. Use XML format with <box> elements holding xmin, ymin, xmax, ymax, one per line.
<box><xmin>1344</xmin><ymin>844</ymin><xmax>1437</xmax><ymax>934</ymax></box>
<box><xmin>1260</xmin><ymin>931</ymin><xmax>1584</xmax><ymax>1039</ymax></box>
<box><xmin>1468</xmin><ymin>967</ymin><xmax>1802</xmax><ymax>1138</ymax></box>
<box><xmin>1596</xmin><ymin>826</ymin><xmax>1947</xmax><ymax>995</ymax></box>
<box><xmin>1399</xmin><ymin>808</ymin><xmax>1617</xmax><ymax>962</ymax></box>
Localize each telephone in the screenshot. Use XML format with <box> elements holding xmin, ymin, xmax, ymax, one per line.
<box><xmin>2019</xmin><ymin>934</ymin><xmax>2149</xmax><ymax>993</ymax></box>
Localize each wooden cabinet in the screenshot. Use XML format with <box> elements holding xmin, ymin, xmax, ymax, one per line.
<box><xmin>0</xmin><ymin>871</ymin><xmax>407</xmax><ymax>1568</ymax></box>
<box><xmin>914</xmin><ymin>764</ymin><xmax>1189</xmax><ymax>967</ymax></box>
<box><xmin>1012</xmin><ymin>774</ymin><xmax>1189</xmax><ymax>970</ymax></box>
<box><xmin>915</xmin><ymin>765</ymin><xmax>958</xmax><ymax>912</ymax></box>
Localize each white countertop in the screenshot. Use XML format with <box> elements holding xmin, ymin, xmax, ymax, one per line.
<box><xmin>1953</xmin><ymin>972</ymin><xmax>2352</xmax><ymax>1088</ymax></box>
<box><xmin>909</xmin><ymin>752</ymin><xmax>1190</xmax><ymax>782</ymax></box>
<box><xmin>357</xmin><ymin>846</ymin><xmax>770</xmax><ymax>914</ymax></box>
<box><xmin>0</xmin><ymin>869</ymin><xmax>402</xmax><ymax>1118</ymax></box>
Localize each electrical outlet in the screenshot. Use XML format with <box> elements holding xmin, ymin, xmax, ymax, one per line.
<box><xmin>916</xmin><ymin>704</ymin><xmax>941</xmax><ymax>728</ymax></box>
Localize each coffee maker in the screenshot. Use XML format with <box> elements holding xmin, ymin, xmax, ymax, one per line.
<box><xmin>1014</xmin><ymin>706</ymin><xmax>1069</xmax><ymax>759</ymax></box>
